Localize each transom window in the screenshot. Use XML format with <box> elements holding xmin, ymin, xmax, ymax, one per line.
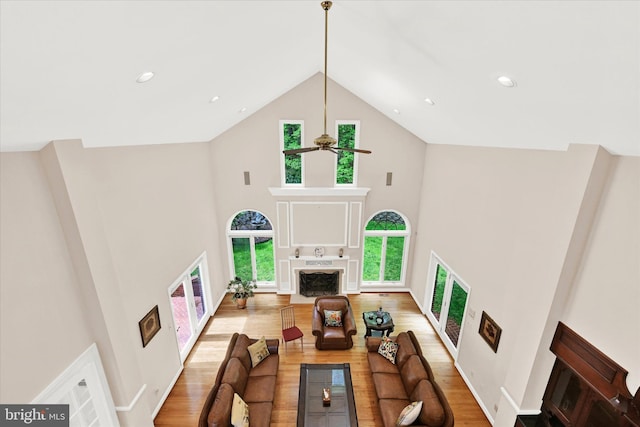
<box><xmin>362</xmin><ymin>210</ymin><xmax>409</xmax><ymax>284</ymax></box>
<box><xmin>228</xmin><ymin>210</ymin><xmax>275</xmax><ymax>286</ymax></box>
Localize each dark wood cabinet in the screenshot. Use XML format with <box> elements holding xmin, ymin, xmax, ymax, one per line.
<box><xmin>517</xmin><ymin>322</ymin><xmax>639</xmax><ymax>427</ymax></box>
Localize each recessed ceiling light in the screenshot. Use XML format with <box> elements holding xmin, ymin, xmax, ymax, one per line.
<box><xmin>210</xmin><ymin>96</ymin><xmax>220</xmax><ymax>103</ymax></box>
<box><xmin>497</xmin><ymin>76</ymin><xmax>516</xmax><ymax>87</ymax></box>
<box><xmin>238</xmin><ymin>107</ymin><xmax>247</xmax><ymax>113</ymax></box>
<box><xmin>424</xmin><ymin>98</ymin><xmax>435</xmax><ymax>105</ymax></box>
<box><xmin>393</xmin><ymin>108</ymin><xmax>400</xmax><ymax>114</ymax></box>
<box><xmin>136</xmin><ymin>71</ymin><xmax>154</xmax><ymax>83</ymax></box>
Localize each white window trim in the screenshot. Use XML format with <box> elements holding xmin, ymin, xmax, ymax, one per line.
<box><xmin>279</xmin><ymin>120</ymin><xmax>305</xmax><ymax>187</ymax></box>
<box><xmin>334</xmin><ymin>120</ymin><xmax>360</xmax><ymax>187</ymax></box>
<box><xmin>168</xmin><ymin>252</ymin><xmax>213</xmax><ymax>362</ymax></box>
<box><xmin>226</xmin><ymin>210</ymin><xmax>276</xmax><ymax>288</ymax></box>
<box><xmin>32</xmin><ymin>343</ymin><xmax>121</xmax><ymax>426</ymax></box>
<box><xmin>361</xmin><ymin>210</ymin><xmax>410</xmax><ymax>286</ymax></box>
<box><xmin>424</xmin><ymin>251</ymin><xmax>471</xmax><ymax>358</ymax></box>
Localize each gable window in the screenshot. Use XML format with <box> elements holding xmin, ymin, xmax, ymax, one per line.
<box><xmin>280</xmin><ymin>120</ymin><xmax>304</xmax><ymax>185</ymax></box>
<box><xmin>335</xmin><ymin>121</ymin><xmax>360</xmax><ymax>185</ymax></box>
<box><xmin>228</xmin><ymin>210</ymin><xmax>275</xmax><ymax>286</ymax></box>
<box><xmin>362</xmin><ymin>210</ymin><xmax>409</xmax><ymax>285</ymax></box>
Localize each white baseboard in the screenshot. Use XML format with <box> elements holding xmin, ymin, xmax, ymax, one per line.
<box><xmin>455</xmin><ymin>360</ymin><xmax>496</xmax><ymax>425</ymax></box>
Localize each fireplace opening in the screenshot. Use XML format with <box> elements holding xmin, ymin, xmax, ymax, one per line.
<box><xmin>299</xmin><ymin>271</ymin><xmax>339</xmax><ymax>297</ymax></box>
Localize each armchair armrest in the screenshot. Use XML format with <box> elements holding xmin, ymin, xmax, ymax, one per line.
<box><xmin>312</xmin><ymin>306</ymin><xmax>324</xmax><ymax>336</ymax></box>
<box><xmin>342</xmin><ymin>306</ymin><xmax>357</xmax><ymax>336</ymax></box>
<box><xmin>366</xmin><ymin>336</ymin><xmax>382</xmax><ymax>352</ymax></box>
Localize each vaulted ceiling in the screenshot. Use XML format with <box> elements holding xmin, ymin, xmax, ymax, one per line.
<box><xmin>1</xmin><ymin>1</ymin><xmax>638</xmax><ymax>155</ymax></box>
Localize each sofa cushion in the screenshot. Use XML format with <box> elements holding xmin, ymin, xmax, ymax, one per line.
<box><xmin>397</xmin><ymin>401</ymin><xmax>423</xmax><ymax>426</ymax></box>
<box><xmin>249</xmin><ymin>353</ymin><xmax>279</xmax><ymax>377</ymax></box>
<box><xmin>243</xmin><ymin>375</ymin><xmax>277</xmax><ymax>403</ymax></box>
<box><xmin>395</xmin><ymin>332</ymin><xmax>418</xmax><ymax>368</ymax></box>
<box><xmin>245</xmin><ymin>402</ymin><xmax>272</xmax><ymax>427</ymax></box>
<box><xmin>378</xmin><ymin>336</ymin><xmax>399</xmax><ymax>364</ymax></box>
<box><xmin>247</xmin><ymin>336</ymin><xmax>270</xmax><ymax>368</ymax></box>
<box><xmin>207</xmin><ymin>383</ymin><xmax>234</xmax><ymax>427</ymax></box>
<box><xmin>230</xmin><ymin>393</ymin><xmax>249</xmax><ymax>427</ymax></box>
<box><xmin>222</xmin><ymin>358</ymin><xmax>249</xmax><ymax>396</ymax></box>
<box><xmin>372</xmin><ymin>372</ymin><xmax>408</xmax><ymax>400</ymax></box>
<box><xmin>321</xmin><ymin>326</ymin><xmax>347</xmax><ymax>343</ymax></box>
<box><xmin>378</xmin><ymin>398</ymin><xmax>412</xmax><ymax>427</ymax></box>
<box><xmin>410</xmin><ymin>379</ymin><xmax>445</xmax><ymax>427</ymax></box>
<box><xmin>367</xmin><ymin>351</ymin><xmax>400</xmax><ymax>374</ymax></box>
<box><xmin>400</xmin><ymin>354</ymin><xmax>429</xmax><ymax>396</ymax></box>
<box><xmin>230</xmin><ymin>334</ymin><xmax>253</xmax><ymax>373</ymax></box>
<box><xmin>324</xmin><ymin>309</ymin><xmax>343</xmax><ymax>326</ymax></box>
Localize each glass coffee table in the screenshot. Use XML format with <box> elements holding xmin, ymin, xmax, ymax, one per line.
<box><xmin>297</xmin><ymin>363</ymin><xmax>358</xmax><ymax>427</ymax></box>
<box><xmin>363</xmin><ymin>310</ymin><xmax>394</xmax><ymax>337</ymax></box>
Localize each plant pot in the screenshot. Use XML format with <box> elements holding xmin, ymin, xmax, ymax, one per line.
<box><xmin>236</xmin><ymin>298</ymin><xmax>247</xmax><ymax>309</ymax></box>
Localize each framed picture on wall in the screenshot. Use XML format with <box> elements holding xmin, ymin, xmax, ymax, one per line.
<box><xmin>479</xmin><ymin>311</ymin><xmax>502</xmax><ymax>353</ymax></box>
<box><xmin>139</xmin><ymin>305</ymin><xmax>161</xmax><ymax>348</ymax></box>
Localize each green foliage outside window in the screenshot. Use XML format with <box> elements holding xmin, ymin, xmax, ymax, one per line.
<box><xmin>336</xmin><ymin>124</ymin><xmax>355</xmax><ymax>184</ymax></box>
<box><xmin>283</xmin><ymin>123</ymin><xmax>302</xmax><ymax>184</ymax></box>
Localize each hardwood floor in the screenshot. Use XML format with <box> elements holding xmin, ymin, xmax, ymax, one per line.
<box><xmin>153</xmin><ymin>292</ymin><xmax>491</xmax><ymax>426</ymax></box>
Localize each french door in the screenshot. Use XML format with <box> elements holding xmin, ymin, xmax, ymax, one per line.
<box><xmin>425</xmin><ymin>255</ymin><xmax>469</xmax><ymax>358</ymax></box>
<box><xmin>168</xmin><ymin>255</ymin><xmax>211</xmax><ymax>362</ymax></box>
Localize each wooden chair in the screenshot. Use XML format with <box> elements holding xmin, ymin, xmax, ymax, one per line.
<box><xmin>280</xmin><ymin>305</ymin><xmax>304</xmax><ymax>351</ymax></box>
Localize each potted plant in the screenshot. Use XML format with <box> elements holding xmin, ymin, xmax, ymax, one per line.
<box><xmin>227</xmin><ymin>276</ymin><xmax>257</xmax><ymax>309</ymax></box>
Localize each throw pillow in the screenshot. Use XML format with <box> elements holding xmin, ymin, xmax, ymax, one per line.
<box><xmin>396</xmin><ymin>401</ymin><xmax>423</xmax><ymax>426</ymax></box>
<box><xmin>378</xmin><ymin>335</ymin><xmax>399</xmax><ymax>364</ymax></box>
<box><xmin>230</xmin><ymin>393</ymin><xmax>249</xmax><ymax>427</ymax></box>
<box><xmin>324</xmin><ymin>310</ymin><xmax>343</xmax><ymax>327</ymax></box>
<box><xmin>247</xmin><ymin>336</ymin><xmax>270</xmax><ymax>367</ymax></box>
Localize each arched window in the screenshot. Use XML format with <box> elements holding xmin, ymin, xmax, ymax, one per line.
<box><xmin>362</xmin><ymin>210</ymin><xmax>410</xmax><ymax>285</ymax></box>
<box><xmin>227</xmin><ymin>210</ymin><xmax>275</xmax><ymax>286</ymax></box>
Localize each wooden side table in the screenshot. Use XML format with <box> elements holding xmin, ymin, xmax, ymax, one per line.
<box><xmin>362</xmin><ymin>310</ymin><xmax>394</xmax><ymax>337</ymax></box>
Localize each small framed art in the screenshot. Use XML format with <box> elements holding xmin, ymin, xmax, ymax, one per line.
<box><xmin>479</xmin><ymin>311</ymin><xmax>502</xmax><ymax>353</ymax></box>
<box><xmin>139</xmin><ymin>305</ymin><xmax>161</xmax><ymax>348</ymax></box>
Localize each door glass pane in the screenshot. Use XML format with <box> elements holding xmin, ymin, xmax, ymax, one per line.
<box><xmin>232</xmin><ymin>237</ymin><xmax>252</xmax><ymax>280</ymax></box>
<box><xmin>255</xmin><ymin>236</ymin><xmax>274</xmax><ymax>281</ymax></box>
<box><xmin>444</xmin><ymin>280</ymin><xmax>468</xmax><ymax>347</ymax></box>
<box><xmin>170</xmin><ymin>283</ymin><xmax>192</xmax><ymax>352</ymax></box>
<box><xmin>190</xmin><ymin>266</ymin><xmax>205</xmax><ymax>323</ymax></box>
<box><xmin>430</xmin><ymin>264</ymin><xmax>447</xmax><ymax>321</ymax></box>
<box><xmin>383</xmin><ymin>236</ymin><xmax>404</xmax><ymax>281</ymax></box>
<box><xmin>362</xmin><ymin>236</ymin><xmax>382</xmax><ymax>281</ymax></box>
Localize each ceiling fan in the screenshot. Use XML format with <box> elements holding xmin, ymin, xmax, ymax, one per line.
<box><xmin>283</xmin><ymin>1</ymin><xmax>372</xmax><ymax>156</ymax></box>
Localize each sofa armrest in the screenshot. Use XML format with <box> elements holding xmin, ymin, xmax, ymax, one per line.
<box><xmin>266</xmin><ymin>338</ymin><xmax>280</xmax><ymax>355</ymax></box>
<box><xmin>366</xmin><ymin>336</ymin><xmax>383</xmax><ymax>352</ymax></box>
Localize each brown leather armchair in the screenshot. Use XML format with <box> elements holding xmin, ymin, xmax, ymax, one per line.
<box><xmin>312</xmin><ymin>295</ymin><xmax>357</xmax><ymax>350</ymax></box>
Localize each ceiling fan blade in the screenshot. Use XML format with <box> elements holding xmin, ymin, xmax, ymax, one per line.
<box><xmin>335</xmin><ymin>146</ymin><xmax>372</xmax><ymax>154</ymax></box>
<box><xmin>283</xmin><ymin>147</ymin><xmax>320</xmax><ymax>155</ymax></box>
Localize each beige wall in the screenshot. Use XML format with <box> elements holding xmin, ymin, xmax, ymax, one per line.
<box><xmin>210</xmin><ymin>73</ymin><xmax>426</xmax><ymax>283</ymax></box>
<box><xmin>0</xmin><ymin>152</ymin><xmax>93</xmax><ymax>401</ymax></box>
<box><xmin>413</xmin><ymin>143</ymin><xmax>639</xmax><ymax>425</ymax></box>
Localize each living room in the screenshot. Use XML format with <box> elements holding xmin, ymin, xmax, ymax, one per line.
<box><xmin>0</xmin><ymin>2</ymin><xmax>638</xmax><ymax>427</ymax></box>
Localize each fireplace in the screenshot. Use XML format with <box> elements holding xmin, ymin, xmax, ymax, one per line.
<box><xmin>299</xmin><ymin>271</ymin><xmax>339</xmax><ymax>297</ymax></box>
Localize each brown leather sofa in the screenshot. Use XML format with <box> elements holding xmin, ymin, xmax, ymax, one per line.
<box><xmin>198</xmin><ymin>333</ymin><xmax>279</xmax><ymax>427</ymax></box>
<box><xmin>366</xmin><ymin>330</ymin><xmax>454</xmax><ymax>427</ymax></box>
<box><xmin>311</xmin><ymin>295</ymin><xmax>357</xmax><ymax>350</ymax></box>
